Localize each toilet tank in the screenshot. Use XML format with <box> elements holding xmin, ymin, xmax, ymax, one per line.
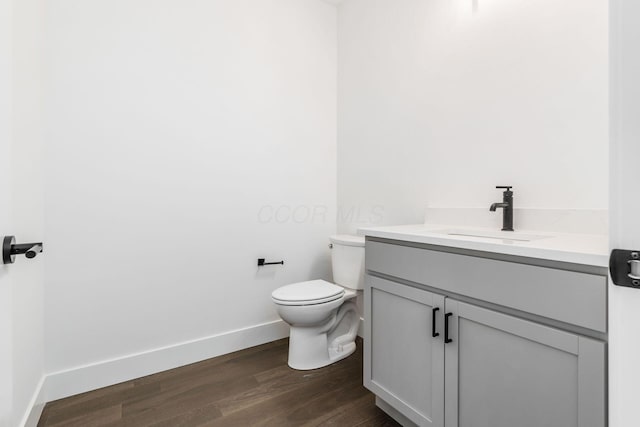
<box><xmin>330</xmin><ymin>235</ymin><xmax>365</xmax><ymax>290</ymax></box>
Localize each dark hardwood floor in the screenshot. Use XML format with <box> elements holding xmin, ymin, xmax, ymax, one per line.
<box><xmin>38</xmin><ymin>338</ymin><xmax>400</xmax><ymax>427</ymax></box>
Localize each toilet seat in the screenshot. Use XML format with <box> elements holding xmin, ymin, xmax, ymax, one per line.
<box><xmin>272</xmin><ymin>280</ymin><xmax>345</xmax><ymax>306</ymax></box>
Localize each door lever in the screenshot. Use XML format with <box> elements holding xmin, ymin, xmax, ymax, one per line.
<box><xmin>2</xmin><ymin>236</ymin><xmax>44</xmax><ymax>264</ymax></box>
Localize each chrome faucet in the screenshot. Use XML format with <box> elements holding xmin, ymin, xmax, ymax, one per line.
<box><xmin>490</xmin><ymin>186</ymin><xmax>514</xmax><ymax>231</ymax></box>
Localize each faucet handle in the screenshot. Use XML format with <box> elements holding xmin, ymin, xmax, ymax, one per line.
<box><xmin>496</xmin><ymin>186</ymin><xmax>513</xmax><ymax>191</ymax></box>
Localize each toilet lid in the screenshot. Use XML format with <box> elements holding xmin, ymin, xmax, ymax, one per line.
<box><xmin>272</xmin><ymin>280</ymin><xmax>345</xmax><ymax>305</ymax></box>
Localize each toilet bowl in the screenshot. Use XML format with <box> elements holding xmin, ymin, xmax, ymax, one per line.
<box><xmin>272</xmin><ymin>235</ymin><xmax>365</xmax><ymax>370</ymax></box>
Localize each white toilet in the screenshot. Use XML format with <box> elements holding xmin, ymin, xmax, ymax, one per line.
<box><xmin>272</xmin><ymin>234</ymin><xmax>365</xmax><ymax>370</ymax></box>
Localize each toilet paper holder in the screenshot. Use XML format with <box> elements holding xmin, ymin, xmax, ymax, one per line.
<box><xmin>2</xmin><ymin>236</ymin><xmax>44</xmax><ymax>264</ymax></box>
<box><xmin>257</xmin><ymin>258</ymin><xmax>284</xmax><ymax>267</ymax></box>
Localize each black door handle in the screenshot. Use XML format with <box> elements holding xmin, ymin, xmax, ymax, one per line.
<box><xmin>444</xmin><ymin>312</ymin><xmax>453</xmax><ymax>344</ymax></box>
<box><xmin>432</xmin><ymin>307</ymin><xmax>440</xmax><ymax>338</ymax></box>
<box><xmin>2</xmin><ymin>236</ymin><xmax>43</xmax><ymax>264</ymax></box>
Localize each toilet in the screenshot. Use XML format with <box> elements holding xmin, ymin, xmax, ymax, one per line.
<box><xmin>272</xmin><ymin>234</ymin><xmax>365</xmax><ymax>370</ymax></box>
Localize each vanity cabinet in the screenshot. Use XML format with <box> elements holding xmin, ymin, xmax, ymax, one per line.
<box><xmin>364</xmin><ymin>239</ymin><xmax>607</xmax><ymax>427</ymax></box>
<box><xmin>444</xmin><ymin>299</ymin><xmax>605</xmax><ymax>427</ymax></box>
<box><xmin>365</xmin><ymin>277</ymin><xmax>445</xmax><ymax>426</ymax></box>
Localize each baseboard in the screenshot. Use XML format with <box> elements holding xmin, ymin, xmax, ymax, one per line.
<box><xmin>20</xmin><ymin>375</ymin><xmax>46</xmax><ymax>427</ymax></box>
<box><xmin>43</xmin><ymin>319</ymin><xmax>289</xmax><ymax>403</ymax></box>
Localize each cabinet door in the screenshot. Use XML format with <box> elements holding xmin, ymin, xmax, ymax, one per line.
<box><xmin>444</xmin><ymin>299</ymin><xmax>606</xmax><ymax>427</ymax></box>
<box><xmin>365</xmin><ymin>276</ymin><xmax>445</xmax><ymax>427</ymax></box>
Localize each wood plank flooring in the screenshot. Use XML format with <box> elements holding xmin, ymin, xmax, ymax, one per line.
<box><xmin>38</xmin><ymin>338</ymin><xmax>400</xmax><ymax>427</ymax></box>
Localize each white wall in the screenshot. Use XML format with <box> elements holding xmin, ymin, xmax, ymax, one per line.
<box><xmin>337</xmin><ymin>0</ymin><xmax>609</xmax><ymax>234</ymax></box>
<box><xmin>44</xmin><ymin>0</ymin><xmax>337</xmax><ymax>391</ymax></box>
<box><xmin>609</xmin><ymin>1</ymin><xmax>640</xmax><ymax>426</ymax></box>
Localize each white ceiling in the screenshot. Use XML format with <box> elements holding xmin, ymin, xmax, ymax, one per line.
<box><xmin>321</xmin><ymin>0</ymin><xmax>346</xmax><ymax>5</ymax></box>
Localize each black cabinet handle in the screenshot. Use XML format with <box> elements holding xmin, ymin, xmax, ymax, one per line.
<box><xmin>444</xmin><ymin>312</ymin><xmax>453</xmax><ymax>344</ymax></box>
<box><xmin>432</xmin><ymin>307</ymin><xmax>440</xmax><ymax>338</ymax></box>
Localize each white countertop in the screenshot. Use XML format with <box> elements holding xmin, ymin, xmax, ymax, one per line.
<box><xmin>358</xmin><ymin>224</ymin><xmax>609</xmax><ymax>267</ymax></box>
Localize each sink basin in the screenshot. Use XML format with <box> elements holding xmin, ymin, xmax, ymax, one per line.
<box><xmin>432</xmin><ymin>228</ymin><xmax>549</xmax><ymax>242</ymax></box>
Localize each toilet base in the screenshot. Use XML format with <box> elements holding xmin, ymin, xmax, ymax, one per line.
<box><xmin>287</xmin><ymin>301</ymin><xmax>358</xmax><ymax>370</ymax></box>
<box><xmin>287</xmin><ymin>329</ymin><xmax>357</xmax><ymax>370</ymax></box>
